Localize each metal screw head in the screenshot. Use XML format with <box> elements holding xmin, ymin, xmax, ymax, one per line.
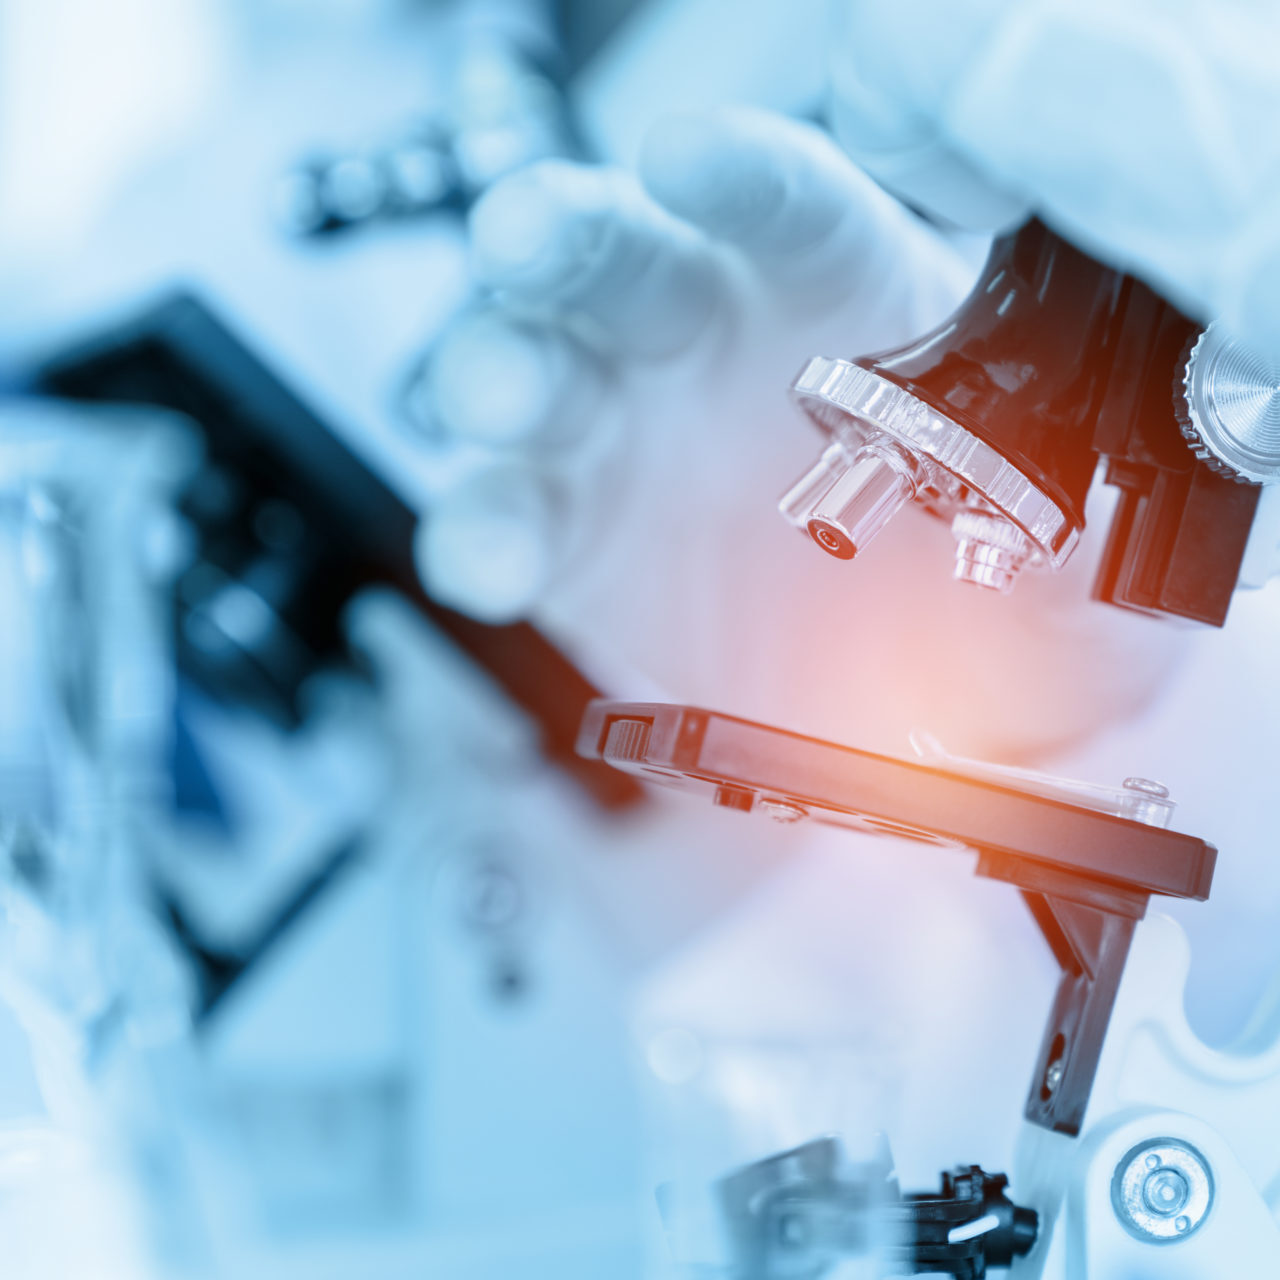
<box><xmin>1143</xmin><ymin>1168</ymin><xmax>1190</xmax><ymax>1216</ymax></box>
<box><xmin>758</xmin><ymin>798</ymin><xmax>808</xmax><ymax>825</ymax></box>
<box><xmin>1120</xmin><ymin>777</ymin><xmax>1175</xmax><ymax>827</ymax></box>
<box><xmin>1123</xmin><ymin>777</ymin><xmax>1170</xmax><ymax>798</ymax></box>
<box><xmin>1112</xmin><ymin>1140</ymin><xmax>1213</xmax><ymax>1244</ymax></box>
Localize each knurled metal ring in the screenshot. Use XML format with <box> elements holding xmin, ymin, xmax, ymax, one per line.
<box><xmin>790</xmin><ymin>357</ymin><xmax>1079</xmax><ymax>567</ymax></box>
<box><xmin>1178</xmin><ymin>322</ymin><xmax>1280</xmax><ymax>484</ymax></box>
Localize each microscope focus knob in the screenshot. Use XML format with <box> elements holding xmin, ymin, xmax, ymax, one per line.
<box><xmin>1179</xmin><ymin>321</ymin><xmax>1280</xmax><ymax>484</ymax></box>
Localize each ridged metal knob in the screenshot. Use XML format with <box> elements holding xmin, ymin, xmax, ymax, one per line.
<box><xmin>1179</xmin><ymin>321</ymin><xmax>1280</xmax><ymax>483</ymax></box>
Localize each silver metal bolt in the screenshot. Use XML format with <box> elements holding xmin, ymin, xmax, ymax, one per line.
<box><xmin>1043</xmin><ymin>1059</ymin><xmax>1065</xmax><ymax>1096</ymax></box>
<box><xmin>1143</xmin><ymin>1168</ymin><xmax>1190</xmax><ymax>1216</ymax></box>
<box><xmin>759</xmin><ymin>798</ymin><xmax>808</xmax><ymax>825</ymax></box>
<box><xmin>1112</xmin><ymin>1139</ymin><xmax>1213</xmax><ymax>1244</ymax></box>
<box><xmin>1121</xmin><ymin>778</ymin><xmax>1175</xmax><ymax>827</ymax></box>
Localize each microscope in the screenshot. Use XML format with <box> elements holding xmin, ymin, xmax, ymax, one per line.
<box><xmin>578</xmin><ymin>700</ymin><xmax>1219</xmax><ymax>1278</ymax></box>
<box><xmin>577</xmin><ymin>220</ymin><xmax>1280</xmax><ymax>1277</ymax></box>
<box><xmin>780</xmin><ymin>218</ymin><xmax>1278</xmax><ymax>626</ymax></box>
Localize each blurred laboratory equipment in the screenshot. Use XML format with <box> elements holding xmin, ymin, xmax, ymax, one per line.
<box><xmin>272</xmin><ymin>0</ymin><xmax>585</xmax><ymax>239</ymax></box>
<box><xmin>0</xmin><ymin>387</ymin><xmax>648</xmax><ymax>1277</ymax></box>
<box><xmin>0</xmin><ymin>5</ymin><xmax>767</xmax><ymax>1275</ymax></box>
<box><xmin>0</xmin><ymin>400</ymin><xmax>203</xmax><ymax>1274</ymax></box>
<box><xmin>32</xmin><ymin>290</ymin><xmax>636</xmax><ymax>806</ymax></box>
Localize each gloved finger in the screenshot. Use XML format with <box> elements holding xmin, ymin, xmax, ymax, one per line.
<box><xmin>468</xmin><ymin>159</ymin><xmax>725</xmax><ymax>360</ymax></box>
<box><xmin>828</xmin><ymin>0</ymin><xmax>1031</xmax><ymax>232</ymax></box>
<box><xmin>415</xmin><ymin>307</ymin><xmax>610</xmax><ymax>451</ymax></box>
<box><xmin>414</xmin><ymin>464</ymin><xmax>561</xmax><ymax>625</ymax></box>
<box><xmin>637</xmin><ymin>106</ymin><xmax>976</xmax><ymax>321</ymax></box>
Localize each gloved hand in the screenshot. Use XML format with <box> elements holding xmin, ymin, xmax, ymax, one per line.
<box><xmin>414</xmin><ymin>108</ymin><xmax>969</xmax><ymax>621</ymax></box>
<box><xmin>828</xmin><ymin>0</ymin><xmax>1280</xmax><ymax>356</ymax></box>
<box><xmin>409</xmin><ymin>106</ymin><xmax>1184</xmax><ymax>760</ymax></box>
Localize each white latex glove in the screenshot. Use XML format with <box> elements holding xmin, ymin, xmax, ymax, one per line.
<box><xmin>829</xmin><ymin>0</ymin><xmax>1280</xmax><ymax>356</ymax></box>
<box><xmin>412</xmin><ymin>107</ymin><xmax>1186</xmax><ymax>761</ymax></box>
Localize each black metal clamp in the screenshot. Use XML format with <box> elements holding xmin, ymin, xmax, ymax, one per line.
<box><xmin>701</xmin><ymin>1135</ymin><xmax>1038</xmax><ymax>1280</ymax></box>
